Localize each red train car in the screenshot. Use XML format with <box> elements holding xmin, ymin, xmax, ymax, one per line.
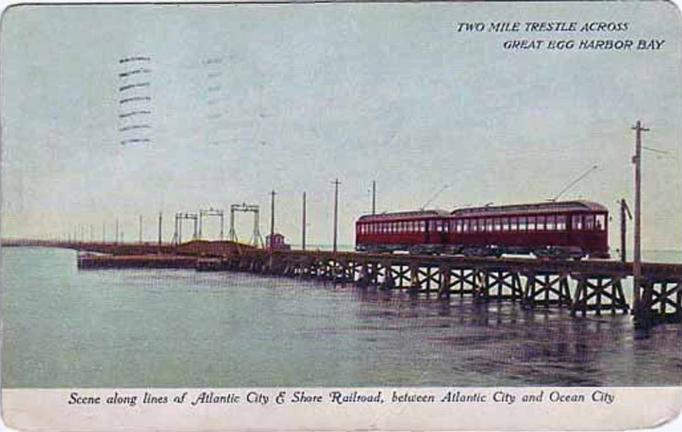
<box><xmin>447</xmin><ymin>201</ymin><xmax>609</xmax><ymax>259</ymax></box>
<box><xmin>355</xmin><ymin>210</ymin><xmax>450</xmax><ymax>253</ymax></box>
<box><xmin>355</xmin><ymin>201</ymin><xmax>609</xmax><ymax>259</ymax></box>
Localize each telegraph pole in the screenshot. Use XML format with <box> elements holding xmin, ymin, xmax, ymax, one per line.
<box><xmin>158</xmin><ymin>212</ymin><xmax>163</xmax><ymax>246</ymax></box>
<box><xmin>372</xmin><ymin>180</ymin><xmax>376</xmax><ymax>215</ymax></box>
<box><xmin>138</xmin><ymin>215</ymin><xmax>143</xmax><ymax>243</ymax></box>
<box><xmin>302</xmin><ymin>192</ymin><xmax>307</xmax><ymax>251</ymax></box>
<box><xmin>269</xmin><ymin>190</ymin><xmax>277</xmax><ymax>251</ymax></box>
<box><xmin>620</xmin><ymin>199</ymin><xmax>627</xmax><ymax>263</ymax></box>
<box><xmin>332</xmin><ymin>178</ymin><xmax>341</xmax><ymax>252</ymax></box>
<box><xmin>631</xmin><ymin>120</ymin><xmax>649</xmax><ymax>314</ymax></box>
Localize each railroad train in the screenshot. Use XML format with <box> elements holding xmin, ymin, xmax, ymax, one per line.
<box><xmin>355</xmin><ymin>200</ymin><xmax>609</xmax><ymax>259</ymax></box>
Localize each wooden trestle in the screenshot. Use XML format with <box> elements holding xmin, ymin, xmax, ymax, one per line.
<box><xmin>71</xmin><ymin>244</ymin><xmax>681</xmax><ymax>329</ymax></box>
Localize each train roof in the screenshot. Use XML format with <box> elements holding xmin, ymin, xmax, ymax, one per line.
<box><xmin>451</xmin><ymin>200</ymin><xmax>608</xmax><ymax>217</ymax></box>
<box><xmin>357</xmin><ymin>209</ymin><xmax>450</xmax><ymax>222</ymax></box>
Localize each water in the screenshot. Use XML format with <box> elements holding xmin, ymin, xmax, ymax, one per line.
<box><xmin>2</xmin><ymin>247</ymin><xmax>681</xmax><ymax>388</ymax></box>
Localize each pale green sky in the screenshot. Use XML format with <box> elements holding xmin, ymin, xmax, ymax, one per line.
<box><xmin>1</xmin><ymin>1</ymin><xmax>681</xmax><ymax>249</ymax></box>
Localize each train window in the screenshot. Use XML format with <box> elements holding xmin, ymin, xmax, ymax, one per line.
<box><xmin>585</xmin><ymin>215</ymin><xmax>595</xmax><ymax>230</ymax></box>
<box><xmin>546</xmin><ymin>215</ymin><xmax>556</xmax><ymax>230</ymax></box>
<box><xmin>557</xmin><ymin>215</ymin><xmax>567</xmax><ymax>231</ymax></box>
<box><xmin>596</xmin><ymin>214</ymin><xmax>605</xmax><ymax>231</ymax></box>
<box><xmin>509</xmin><ymin>217</ymin><xmax>517</xmax><ymax>231</ymax></box>
<box><xmin>493</xmin><ymin>218</ymin><xmax>501</xmax><ymax>231</ymax></box>
<box><xmin>537</xmin><ymin>216</ymin><xmax>545</xmax><ymax>230</ymax></box>
<box><xmin>573</xmin><ymin>215</ymin><xmax>583</xmax><ymax>230</ymax></box>
<box><xmin>527</xmin><ymin>216</ymin><xmax>536</xmax><ymax>231</ymax></box>
<box><xmin>470</xmin><ymin>219</ymin><xmax>477</xmax><ymax>232</ymax></box>
<box><xmin>518</xmin><ymin>217</ymin><xmax>526</xmax><ymax>231</ymax></box>
<box><xmin>501</xmin><ymin>217</ymin><xmax>508</xmax><ymax>231</ymax></box>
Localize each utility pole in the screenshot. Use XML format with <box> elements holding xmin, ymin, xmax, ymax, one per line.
<box><xmin>269</xmin><ymin>190</ymin><xmax>277</xmax><ymax>251</ymax></box>
<box><xmin>139</xmin><ymin>215</ymin><xmax>143</xmax><ymax>243</ymax></box>
<box><xmin>631</xmin><ymin>120</ymin><xmax>649</xmax><ymax>314</ymax></box>
<box><xmin>302</xmin><ymin>192</ymin><xmax>307</xmax><ymax>250</ymax></box>
<box><xmin>115</xmin><ymin>218</ymin><xmax>120</xmax><ymax>244</ymax></box>
<box><xmin>619</xmin><ymin>199</ymin><xmax>632</xmax><ymax>263</ymax></box>
<box><xmin>332</xmin><ymin>178</ymin><xmax>341</xmax><ymax>252</ymax></box>
<box><xmin>158</xmin><ymin>212</ymin><xmax>163</xmax><ymax>246</ymax></box>
<box><xmin>102</xmin><ymin>223</ymin><xmax>106</xmax><ymax>243</ymax></box>
<box><xmin>372</xmin><ymin>180</ymin><xmax>376</xmax><ymax>215</ymax></box>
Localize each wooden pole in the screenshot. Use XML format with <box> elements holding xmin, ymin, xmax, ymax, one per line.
<box><xmin>158</xmin><ymin>212</ymin><xmax>163</xmax><ymax>246</ymax></box>
<box><xmin>631</xmin><ymin>120</ymin><xmax>649</xmax><ymax>314</ymax></box>
<box><xmin>372</xmin><ymin>180</ymin><xmax>376</xmax><ymax>215</ymax></box>
<box><xmin>270</xmin><ymin>190</ymin><xmax>276</xmax><ymax>251</ymax></box>
<box><xmin>332</xmin><ymin>178</ymin><xmax>341</xmax><ymax>252</ymax></box>
<box><xmin>302</xmin><ymin>192</ymin><xmax>307</xmax><ymax>251</ymax></box>
<box><xmin>620</xmin><ymin>199</ymin><xmax>626</xmax><ymax>263</ymax></box>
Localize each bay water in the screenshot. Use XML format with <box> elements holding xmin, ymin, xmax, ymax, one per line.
<box><xmin>2</xmin><ymin>247</ymin><xmax>681</xmax><ymax>388</ymax></box>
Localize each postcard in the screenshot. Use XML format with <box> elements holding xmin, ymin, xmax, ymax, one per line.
<box><xmin>1</xmin><ymin>1</ymin><xmax>681</xmax><ymax>430</ymax></box>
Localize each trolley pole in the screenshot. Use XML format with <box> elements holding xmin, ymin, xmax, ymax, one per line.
<box><xmin>332</xmin><ymin>178</ymin><xmax>341</xmax><ymax>253</ymax></box>
<box><xmin>631</xmin><ymin>120</ymin><xmax>649</xmax><ymax>315</ymax></box>
<box><xmin>270</xmin><ymin>190</ymin><xmax>276</xmax><ymax>251</ymax></box>
<box><xmin>302</xmin><ymin>192</ymin><xmax>307</xmax><ymax>251</ymax></box>
<box><xmin>372</xmin><ymin>180</ymin><xmax>376</xmax><ymax>215</ymax></box>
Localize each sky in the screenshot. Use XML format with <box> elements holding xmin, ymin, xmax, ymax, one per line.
<box><xmin>1</xmin><ymin>1</ymin><xmax>681</xmax><ymax>250</ymax></box>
